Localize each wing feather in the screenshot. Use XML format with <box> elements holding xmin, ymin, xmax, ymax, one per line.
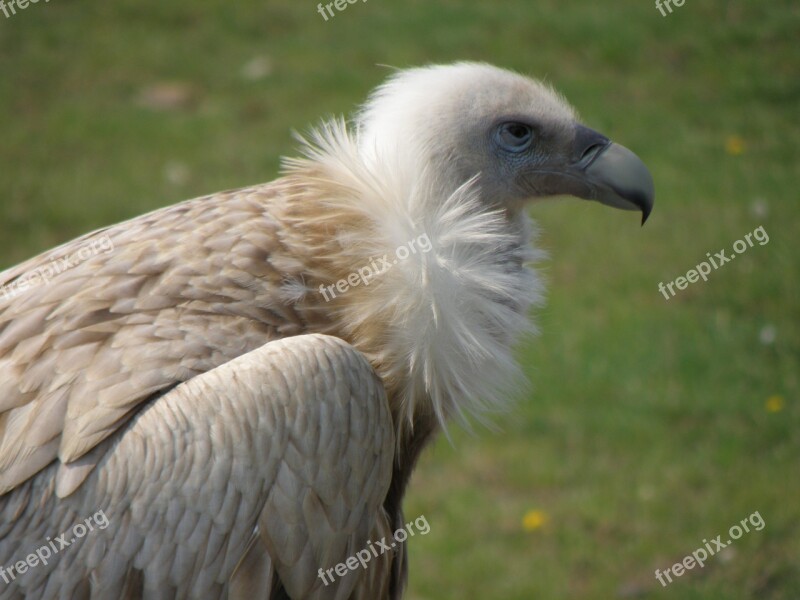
<box><xmin>0</xmin><ymin>183</ymin><xmax>313</xmax><ymax>496</ymax></box>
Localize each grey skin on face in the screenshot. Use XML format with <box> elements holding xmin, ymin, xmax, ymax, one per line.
<box><xmin>525</xmin><ymin>123</ymin><xmax>655</xmax><ymax>224</ymax></box>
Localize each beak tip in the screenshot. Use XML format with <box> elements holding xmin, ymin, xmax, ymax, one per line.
<box><xmin>640</xmin><ymin>196</ymin><xmax>653</xmax><ymax>225</ymax></box>
<box><xmin>640</xmin><ymin>185</ymin><xmax>655</xmax><ymax>226</ymax></box>
<box><xmin>584</xmin><ymin>141</ymin><xmax>655</xmax><ymax>225</ymax></box>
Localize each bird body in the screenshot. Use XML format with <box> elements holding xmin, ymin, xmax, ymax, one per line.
<box><xmin>0</xmin><ymin>62</ymin><xmax>653</xmax><ymax>598</ymax></box>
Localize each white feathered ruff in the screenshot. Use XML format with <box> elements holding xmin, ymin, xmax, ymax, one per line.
<box><xmin>281</xmin><ymin>115</ymin><xmax>545</xmax><ymax>440</ymax></box>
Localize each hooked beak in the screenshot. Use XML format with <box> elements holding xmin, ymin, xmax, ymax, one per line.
<box><xmin>531</xmin><ymin>124</ymin><xmax>655</xmax><ymax>224</ymax></box>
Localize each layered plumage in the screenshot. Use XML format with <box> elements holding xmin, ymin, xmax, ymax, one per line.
<box><xmin>0</xmin><ymin>62</ymin><xmax>653</xmax><ymax>599</ymax></box>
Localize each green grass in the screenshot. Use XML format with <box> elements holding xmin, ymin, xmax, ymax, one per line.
<box><xmin>1</xmin><ymin>0</ymin><xmax>798</xmax><ymax>597</ymax></box>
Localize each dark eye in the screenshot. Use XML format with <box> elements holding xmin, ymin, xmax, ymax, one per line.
<box><xmin>495</xmin><ymin>122</ymin><xmax>534</xmax><ymax>152</ymax></box>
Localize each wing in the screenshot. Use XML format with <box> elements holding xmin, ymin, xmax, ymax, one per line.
<box><xmin>0</xmin><ymin>334</ymin><xmax>395</xmax><ymax>599</ymax></box>
<box><xmin>0</xmin><ymin>181</ymin><xmax>317</xmax><ymax>497</ymax></box>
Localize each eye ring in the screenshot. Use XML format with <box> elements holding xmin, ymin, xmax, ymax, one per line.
<box><xmin>495</xmin><ymin>122</ymin><xmax>534</xmax><ymax>152</ymax></box>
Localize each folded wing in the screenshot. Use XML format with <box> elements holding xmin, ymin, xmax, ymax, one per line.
<box><xmin>0</xmin><ymin>334</ymin><xmax>395</xmax><ymax>599</ymax></box>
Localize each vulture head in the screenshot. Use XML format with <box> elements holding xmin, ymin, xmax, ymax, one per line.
<box><xmin>357</xmin><ymin>62</ymin><xmax>654</xmax><ymax>221</ymax></box>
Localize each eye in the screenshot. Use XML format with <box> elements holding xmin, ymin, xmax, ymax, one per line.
<box><xmin>495</xmin><ymin>122</ymin><xmax>534</xmax><ymax>152</ymax></box>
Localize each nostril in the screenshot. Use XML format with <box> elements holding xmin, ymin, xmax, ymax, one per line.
<box><xmin>576</xmin><ymin>142</ymin><xmax>610</xmax><ymax>169</ymax></box>
<box><xmin>572</xmin><ymin>124</ymin><xmax>611</xmax><ymax>166</ymax></box>
<box><xmin>580</xmin><ymin>142</ymin><xmax>606</xmax><ymax>161</ymax></box>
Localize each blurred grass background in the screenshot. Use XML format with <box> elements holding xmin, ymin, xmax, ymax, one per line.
<box><xmin>1</xmin><ymin>0</ymin><xmax>798</xmax><ymax>597</ymax></box>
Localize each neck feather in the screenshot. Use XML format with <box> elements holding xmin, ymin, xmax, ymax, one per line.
<box><xmin>275</xmin><ymin>119</ymin><xmax>545</xmax><ymax>441</ymax></box>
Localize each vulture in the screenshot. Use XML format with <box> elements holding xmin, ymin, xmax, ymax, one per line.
<box><xmin>0</xmin><ymin>62</ymin><xmax>654</xmax><ymax>599</ymax></box>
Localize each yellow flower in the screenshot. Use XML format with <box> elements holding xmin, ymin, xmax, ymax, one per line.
<box><xmin>522</xmin><ymin>509</ymin><xmax>547</xmax><ymax>532</ymax></box>
<box><xmin>725</xmin><ymin>136</ymin><xmax>745</xmax><ymax>156</ymax></box>
<box><xmin>765</xmin><ymin>395</ymin><xmax>784</xmax><ymax>413</ymax></box>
